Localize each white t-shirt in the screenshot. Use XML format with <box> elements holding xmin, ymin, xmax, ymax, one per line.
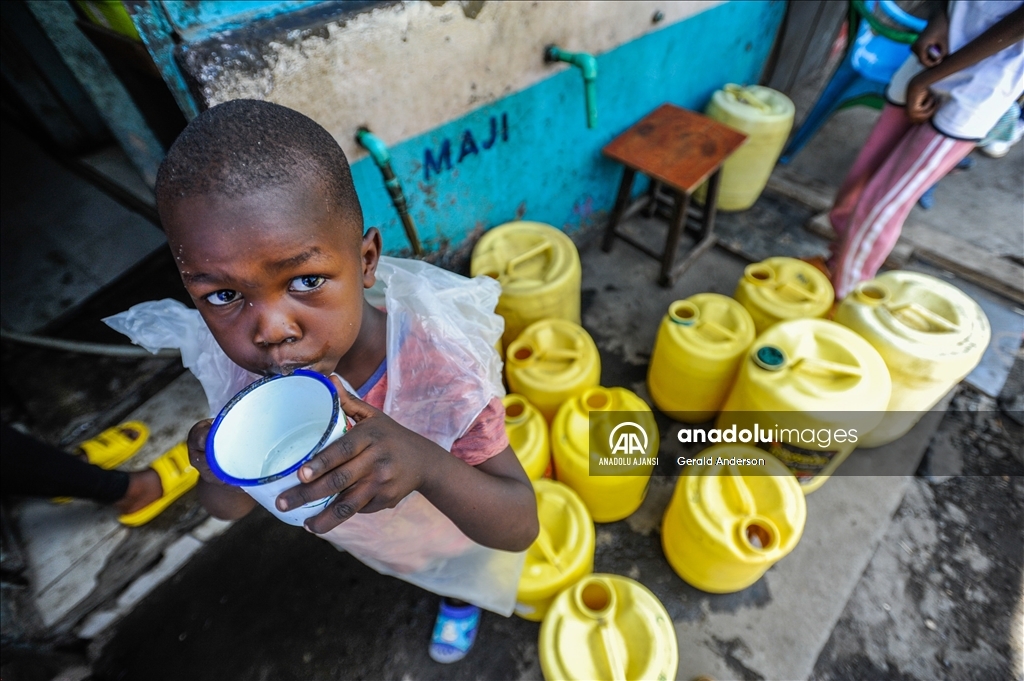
<box><xmin>887</xmin><ymin>0</ymin><xmax>1024</xmax><ymax>140</ymax></box>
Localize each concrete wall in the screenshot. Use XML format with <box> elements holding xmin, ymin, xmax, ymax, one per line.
<box><xmin>187</xmin><ymin>1</ymin><xmax>722</xmax><ymax>162</ymax></box>
<box><xmin>167</xmin><ymin>0</ymin><xmax>787</xmax><ymax>255</ymax></box>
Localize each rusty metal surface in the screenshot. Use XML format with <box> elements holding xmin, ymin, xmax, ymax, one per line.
<box><xmin>602</xmin><ymin>104</ymin><xmax>748</xmax><ymax>193</ymax></box>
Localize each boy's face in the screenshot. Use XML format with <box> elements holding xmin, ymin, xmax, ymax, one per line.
<box><xmin>162</xmin><ymin>179</ymin><xmax>378</xmax><ymax>377</ymax></box>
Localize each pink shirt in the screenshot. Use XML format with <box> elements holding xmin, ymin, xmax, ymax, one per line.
<box><xmin>357</xmin><ymin>359</ymin><xmax>508</xmax><ymax>466</ymax></box>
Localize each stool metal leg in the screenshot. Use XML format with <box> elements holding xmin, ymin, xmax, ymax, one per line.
<box><xmin>702</xmin><ymin>168</ymin><xmax>722</xmax><ymax>236</ymax></box>
<box><xmin>602</xmin><ymin>167</ymin><xmax>637</xmax><ymax>253</ymax></box>
<box><xmin>666</xmin><ymin>168</ymin><xmax>721</xmax><ymax>285</ymax></box>
<box><xmin>643</xmin><ymin>180</ymin><xmax>662</xmax><ymax>218</ymax></box>
<box><xmin>659</xmin><ymin>189</ymin><xmax>690</xmax><ymax>287</ymax></box>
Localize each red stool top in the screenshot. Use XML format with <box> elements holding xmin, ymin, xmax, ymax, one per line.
<box><xmin>603</xmin><ymin>104</ymin><xmax>747</xmax><ymax>194</ymax></box>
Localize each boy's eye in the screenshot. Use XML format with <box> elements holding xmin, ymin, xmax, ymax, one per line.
<box><xmin>204</xmin><ymin>289</ymin><xmax>241</xmax><ymax>306</ymax></box>
<box><xmin>291</xmin><ymin>275</ymin><xmax>326</xmax><ymax>292</ymax></box>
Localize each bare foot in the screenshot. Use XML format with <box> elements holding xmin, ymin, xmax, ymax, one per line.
<box><xmin>113</xmin><ymin>469</ymin><xmax>163</xmax><ymax>515</ymax></box>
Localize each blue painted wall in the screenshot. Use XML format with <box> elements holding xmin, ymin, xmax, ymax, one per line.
<box><xmin>351</xmin><ymin>1</ymin><xmax>786</xmax><ymax>255</ymax></box>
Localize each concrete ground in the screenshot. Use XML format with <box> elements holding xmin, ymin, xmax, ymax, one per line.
<box><xmin>2</xmin><ymin>99</ymin><xmax>1022</xmax><ymax>681</ymax></box>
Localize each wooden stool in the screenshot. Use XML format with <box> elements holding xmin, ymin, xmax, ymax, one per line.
<box><xmin>601</xmin><ymin>104</ymin><xmax>747</xmax><ymax>286</ymax></box>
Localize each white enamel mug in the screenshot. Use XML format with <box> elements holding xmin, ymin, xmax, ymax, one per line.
<box><xmin>206</xmin><ymin>370</ymin><xmax>350</xmax><ymax>526</ymax></box>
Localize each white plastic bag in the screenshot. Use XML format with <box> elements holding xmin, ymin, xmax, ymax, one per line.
<box><xmin>103</xmin><ymin>298</ymin><xmax>258</xmax><ymax>417</ymax></box>
<box><xmin>105</xmin><ymin>257</ymin><xmax>524</xmax><ymax>615</ymax></box>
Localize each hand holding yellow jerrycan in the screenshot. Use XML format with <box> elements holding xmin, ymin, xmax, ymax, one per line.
<box><xmin>662</xmin><ymin>444</ymin><xmax>806</xmax><ymax>593</ymax></box>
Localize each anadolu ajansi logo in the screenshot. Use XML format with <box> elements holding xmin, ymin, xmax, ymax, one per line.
<box><xmin>608</xmin><ymin>421</ymin><xmax>649</xmax><ymax>456</ymax></box>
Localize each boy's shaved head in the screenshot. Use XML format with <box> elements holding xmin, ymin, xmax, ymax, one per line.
<box><xmin>156</xmin><ymin>99</ymin><xmax>362</xmax><ymax>237</ymax></box>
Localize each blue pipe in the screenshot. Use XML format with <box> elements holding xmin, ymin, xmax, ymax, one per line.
<box><xmin>545</xmin><ymin>45</ymin><xmax>598</xmax><ymax>129</ymax></box>
<box><xmin>356</xmin><ymin>128</ymin><xmax>423</xmax><ymax>255</ymax></box>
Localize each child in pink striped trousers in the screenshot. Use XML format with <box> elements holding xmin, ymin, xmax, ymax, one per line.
<box><xmin>828</xmin><ymin>1</ymin><xmax>1024</xmax><ymax>299</ymax></box>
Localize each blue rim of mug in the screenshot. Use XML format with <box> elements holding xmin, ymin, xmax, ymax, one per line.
<box><xmin>205</xmin><ymin>369</ymin><xmax>340</xmax><ymax>487</ymax></box>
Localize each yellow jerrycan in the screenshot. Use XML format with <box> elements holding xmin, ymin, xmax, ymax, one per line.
<box><xmin>717</xmin><ymin>319</ymin><xmax>891</xmax><ymax>494</ymax></box>
<box><xmin>551</xmin><ymin>387</ymin><xmax>658</xmax><ymax>522</ymax></box>
<box><xmin>515</xmin><ymin>479</ymin><xmax>595</xmax><ymax>622</ymax></box>
<box><xmin>662</xmin><ymin>444</ymin><xmax>806</xmax><ymax>593</ymax></box>
<box><xmin>539</xmin><ymin>574</ymin><xmax>678</xmax><ymax>681</ymax></box>
<box><xmin>471</xmin><ymin>221</ymin><xmax>582</xmax><ymax>351</ymax></box>
<box><xmin>835</xmin><ymin>271</ymin><xmax>991</xmax><ymax>447</ymax></box>
<box><xmin>696</xmin><ymin>85</ymin><xmax>795</xmax><ymax>211</ymax></box>
<box><xmin>734</xmin><ymin>257</ymin><xmax>834</xmax><ymax>335</ymax></box>
<box><xmin>504</xmin><ymin>394</ymin><xmax>551</xmax><ymax>481</ymax></box>
<box><xmin>506</xmin><ymin>320</ymin><xmax>601</xmax><ymax>423</ymax></box>
<box><xmin>648</xmin><ymin>294</ymin><xmax>756</xmax><ymax>421</ymax></box>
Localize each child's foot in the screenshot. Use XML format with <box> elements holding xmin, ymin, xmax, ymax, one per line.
<box><xmin>428</xmin><ymin>599</ymin><xmax>480</xmax><ymax>664</ymax></box>
<box><xmin>113</xmin><ymin>469</ymin><xmax>163</xmax><ymax>515</ymax></box>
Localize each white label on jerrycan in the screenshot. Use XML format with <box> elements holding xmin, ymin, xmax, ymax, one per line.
<box><xmin>206</xmin><ymin>369</ymin><xmax>351</xmax><ymax>526</ymax></box>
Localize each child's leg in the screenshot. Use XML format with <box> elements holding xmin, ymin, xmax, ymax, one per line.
<box><xmin>829</xmin><ymin>104</ymin><xmax>915</xmax><ymax>240</ymax></box>
<box><xmin>830</xmin><ymin>125</ymin><xmax>974</xmax><ymax>298</ymax></box>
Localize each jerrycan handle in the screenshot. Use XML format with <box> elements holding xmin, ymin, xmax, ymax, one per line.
<box><xmin>699</xmin><ymin>318</ymin><xmax>739</xmax><ymax>343</ymax></box>
<box><xmin>577</xmin><ymin>579</ymin><xmax>627</xmax><ymax>681</ymax></box>
<box><xmin>724</xmin><ymin>84</ymin><xmax>772</xmax><ymax>113</ymax></box>
<box><xmin>776</xmin><ymin>279</ymin><xmax>815</xmax><ymax>302</ymax></box>
<box><xmin>532</xmin><ymin>525</ymin><xmax>564</xmax><ymax>573</ymax></box>
<box><xmin>506</xmin><ymin>241</ymin><xmax>553</xmax><ymax>279</ymax></box>
<box><xmin>538</xmin><ymin>347</ymin><xmax>582</xmax><ymax>362</ymax></box>
<box><xmin>725</xmin><ymin>467</ymin><xmax>756</xmax><ymax>516</ymax></box>
<box><xmin>600</xmin><ymin>622</ymin><xmax>627</xmax><ymax>681</ymax></box>
<box><xmin>885</xmin><ymin>301</ymin><xmax>959</xmax><ymax>333</ymax></box>
<box><xmin>791</xmin><ymin>356</ymin><xmax>863</xmax><ymax>378</ymax></box>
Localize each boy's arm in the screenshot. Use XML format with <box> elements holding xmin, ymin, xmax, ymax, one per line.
<box><xmin>276</xmin><ymin>382</ymin><xmax>539</xmax><ymax>551</ymax></box>
<box><xmin>419</xmin><ymin>445</ymin><xmax>539</xmax><ymax>552</ymax></box>
<box><xmin>907</xmin><ymin>5</ymin><xmax>1024</xmax><ymax>122</ymax></box>
<box><xmin>187</xmin><ymin>419</ymin><xmax>257</xmax><ymax>520</ymax></box>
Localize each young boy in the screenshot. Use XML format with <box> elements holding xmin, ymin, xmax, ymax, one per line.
<box><xmin>827</xmin><ymin>0</ymin><xmax>1024</xmax><ymax>299</ymax></box>
<box><xmin>155</xmin><ymin>99</ymin><xmax>538</xmax><ymax>663</ymax></box>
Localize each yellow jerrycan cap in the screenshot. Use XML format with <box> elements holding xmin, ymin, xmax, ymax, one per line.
<box><xmin>752</xmin><ymin>345</ymin><xmax>786</xmax><ymax>371</ymax></box>
<box><xmin>539</xmin><ymin>574</ymin><xmax>678</xmax><ymax>681</ymax></box>
<box><xmin>515</xmin><ymin>479</ymin><xmax>595</xmax><ymax>622</ymax></box>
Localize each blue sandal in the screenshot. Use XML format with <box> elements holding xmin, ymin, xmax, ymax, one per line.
<box><xmin>429</xmin><ymin>599</ymin><xmax>481</xmax><ymax>664</ymax></box>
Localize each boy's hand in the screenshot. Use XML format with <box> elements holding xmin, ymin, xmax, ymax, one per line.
<box><xmin>188</xmin><ymin>418</ymin><xmax>257</xmax><ymax>519</ymax></box>
<box><xmin>187</xmin><ymin>419</ymin><xmax>222</xmax><ymax>484</ymax></box>
<box><xmin>906</xmin><ymin>73</ymin><xmax>938</xmax><ymax>123</ymax></box>
<box><xmin>913</xmin><ymin>13</ymin><xmax>949</xmax><ymax>68</ymax></box>
<box><xmin>276</xmin><ymin>375</ymin><xmax>440</xmax><ymax>534</ymax></box>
